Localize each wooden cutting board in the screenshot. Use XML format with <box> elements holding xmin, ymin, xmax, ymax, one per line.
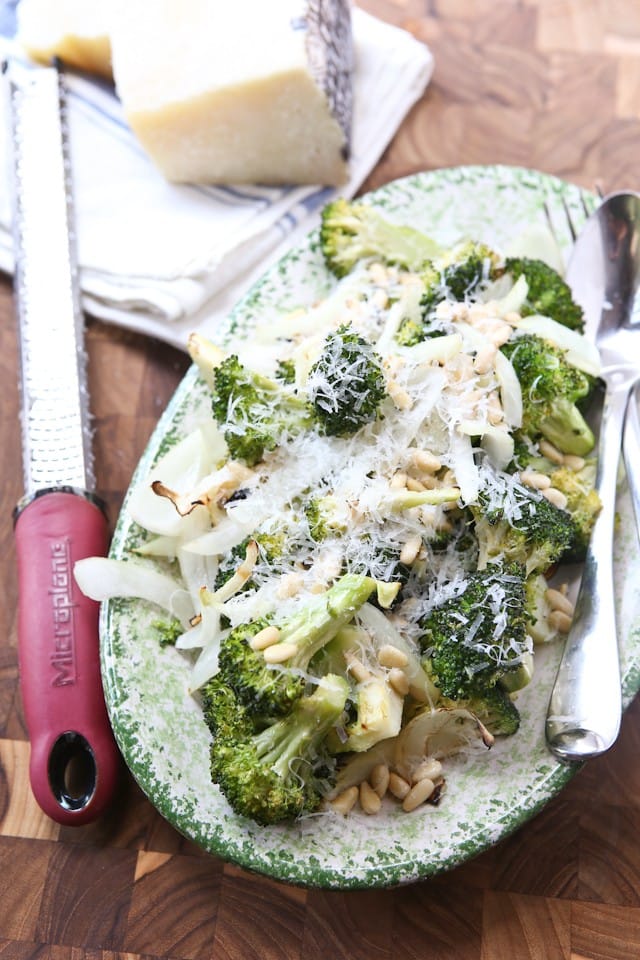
<box><xmin>2</xmin><ymin>2</ymin><xmax>640</xmax><ymax>958</ymax></box>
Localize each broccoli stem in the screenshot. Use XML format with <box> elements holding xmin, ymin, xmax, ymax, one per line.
<box><xmin>539</xmin><ymin>398</ymin><xmax>595</xmax><ymax>456</ymax></box>
<box><xmin>388</xmin><ymin>487</ymin><xmax>461</xmax><ymax>510</ymax></box>
<box><xmin>277</xmin><ymin>574</ymin><xmax>379</xmax><ymax>670</ymax></box>
<box><xmin>253</xmin><ymin>674</ymin><xmax>349</xmax><ymax>778</ymax></box>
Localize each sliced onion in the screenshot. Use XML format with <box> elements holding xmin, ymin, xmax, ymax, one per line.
<box><xmin>512</xmin><ymin>314</ymin><xmax>601</xmax><ymax>376</ymax></box>
<box><xmin>494</xmin><ymin>349</ymin><xmax>523</xmax><ymax>428</ymax></box>
<box><xmin>74</xmin><ymin>557</ymin><xmax>194</xmax><ymax>627</ymax></box>
<box><xmin>128</xmin><ymin>422</ymin><xmax>228</xmax><ymax>536</ymax></box>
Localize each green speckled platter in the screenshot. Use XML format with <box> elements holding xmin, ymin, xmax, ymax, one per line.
<box><xmin>101</xmin><ymin>165</ymin><xmax>640</xmax><ymax>890</ymax></box>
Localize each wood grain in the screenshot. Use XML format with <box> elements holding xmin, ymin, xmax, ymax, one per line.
<box><xmin>2</xmin><ymin>1</ymin><xmax>640</xmax><ymax>959</ymax></box>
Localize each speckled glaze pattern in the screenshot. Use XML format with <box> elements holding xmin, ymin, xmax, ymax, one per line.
<box><xmin>100</xmin><ymin>165</ymin><xmax>640</xmax><ymax>890</ymax></box>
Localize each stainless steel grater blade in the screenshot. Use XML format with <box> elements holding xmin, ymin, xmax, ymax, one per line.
<box><xmin>6</xmin><ymin>60</ymin><xmax>94</xmax><ymax>496</ymax></box>
<box><xmin>6</xmin><ymin>59</ymin><xmax>120</xmax><ymax>826</ymax></box>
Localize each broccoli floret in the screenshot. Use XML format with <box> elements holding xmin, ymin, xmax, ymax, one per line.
<box><xmin>501</xmin><ymin>333</ymin><xmax>595</xmax><ymax>456</ymax></box>
<box><xmin>504</xmin><ymin>257</ymin><xmax>584</xmax><ymax>331</ymax></box>
<box><xmin>396</xmin><ymin>242</ymin><xmax>503</xmax><ymax>345</ymax></box>
<box><xmin>274</xmin><ymin>358</ymin><xmax>296</xmax><ymax>384</ymax></box>
<box><xmin>419</xmin><ymin>563</ymin><xmax>531</xmax><ymax>710</ymax></box>
<box><xmin>306</xmin><ymin>324</ymin><xmax>387</xmax><ymax>437</ymax></box>
<box><xmin>211</xmin><ymin>354</ymin><xmax>313</xmax><ymax>466</ymax></box>
<box><xmin>449</xmin><ymin>685</ymin><xmax>521</xmax><ymax>737</ymax></box>
<box><xmin>304</xmin><ymin>494</ymin><xmax>348</xmax><ymax>542</ymax></box>
<box><xmin>549</xmin><ymin>462</ymin><xmax>601</xmax><ymax>559</ymax></box>
<box><xmin>217</xmin><ymin>573</ymin><xmax>378</xmax><ymax>718</ymax></box>
<box><xmin>510</xmin><ymin>435</ymin><xmax>556</xmax><ymax>475</ymax></box>
<box><xmin>205</xmin><ymin>673</ymin><xmax>349</xmax><ymax>825</ymax></box>
<box><xmin>422</xmin><ymin>241</ymin><xmax>503</xmax><ymax>313</ymax></box>
<box><xmin>471</xmin><ymin>482</ymin><xmax>575</xmax><ymax>575</ymax></box>
<box><xmin>214</xmin><ymin>530</ymin><xmax>287</xmax><ymax>592</ymax></box>
<box><xmin>320</xmin><ymin>198</ymin><xmax>441</xmax><ymax>278</ymax></box>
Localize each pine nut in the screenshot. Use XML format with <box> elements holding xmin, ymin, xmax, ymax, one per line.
<box><xmin>387</xmin><ymin>772</ymin><xmax>411</xmax><ymax>800</ymax></box>
<box><xmin>330</xmin><ymin>786</ymin><xmax>359</xmax><ymax>815</ymax></box>
<box><xmin>548</xmin><ymin>609</ymin><xmax>572</xmax><ymax>634</ymax></box>
<box><xmin>484</xmin><ymin>320</ymin><xmax>512</xmax><ymax>346</ymax></box>
<box><xmin>402</xmin><ymin>777</ymin><xmax>435</xmax><ymax>812</ymax></box>
<box><xmin>390</xmin><ymin>471</ymin><xmax>408</xmax><ymax>489</ymax></box>
<box><xmin>545</xmin><ymin>588</ymin><xmax>574</xmax><ymax>617</ymax></box>
<box><xmin>378</xmin><ymin>645</ymin><xmax>409</xmax><ymax>669</ymax></box>
<box><xmin>263</xmin><ymin>641</ymin><xmax>298</xmax><ymax>664</ymax></box>
<box><xmin>487</xmin><ymin>391</ymin><xmax>504</xmax><ymax>424</ymax></box>
<box><xmin>388</xmin><ymin>668</ymin><xmax>410</xmax><ymax>696</ymax></box>
<box><xmin>520</xmin><ymin>470</ymin><xmax>551</xmax><ymax>490</ymax></box>
<box><xmin>345</xmin><ymin>653</ymin><xmax>373</xmax><ymax>684</ymax></box>
<box><xmin>250</xmin><ymin>625</ymin><xmax>281</xmax><ymax>651</ymax></box>
<box><xmin>406</xmin><ymin>476</ymin><xmax>427</xmax><ymax>492</ymax></box>
<box><xmin>369</xmin><ymin>262</ymin><xmax>389</xmax><ymax>285</ymax></box>
<box><xmin>372</xmin><ymin>288</ymin><xmax>389</xmax><ymax>310</ymax></box>
<box><xmin>388</xmin><ymin>381</ymin><xmax>413</xmax><ymax>410</ymax></box>
<box><xmin>276</xmin><ymin>572</ymin><xmax>304</xmax><ymax>599</ymax></box>
<box><xmin>388</xmin><ymin>772</ymin><xmax>411</xmax><ymax>799</ymax></box>
<box><xmin>503</xmin><ymin>310</ymin><xmax>522</xmax><ymax>326</ymax></box>
<box><xmin>473</xmin><ymin>343</ymin><xmax>498</xmax><ymax>375</ymax></box>
<box><xmin>412</xmin><ymin>450</ymin><xmax>441</xmax><ymax>473</ymax></box>
<box><xmin>399</xmin><ymin>536</ymin><xmax>422</xmax><ymax>566</ymax></box>
<box><xmin>412</xmin><ymin>758</ymin><xmax>443</xmax><ymax>783</ymax></box>
<box><xmin>370</xmin><ymin>764</ymin><xmax>390</xmax><ymax>799</ymax></box>
<box><xmin>563</xmin><ymin>454</ymin><xmax>585</xmax><ymax>471</ymax></box>
<box><xmin>359</xmin><ymin>780</ymin><xmax>382</xmax><ymax>815</ymax></box>
<box><xmin>542</xmin><ymin>487</ymin><xmax>568</xmax><ymax>510</ymax></box>
<box><xmin>421</xmin><ymin>473</ymin><xmax>441</xmax><ymax>490</ymax></box>
<box><xmin>539</xmin><ymin>439</ymin><xmax>565</xmax><ymax>464</ymax></box>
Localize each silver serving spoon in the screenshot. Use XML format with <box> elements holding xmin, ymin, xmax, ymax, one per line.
<box><xmin>546</xmin><ymin>191</ymin><xmax>640</xmax><ymax>761</ymax></box>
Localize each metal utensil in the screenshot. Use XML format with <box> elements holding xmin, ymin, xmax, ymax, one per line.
<box><xmin>546</xmin><ymin>191</ymin><xmax>640</xmax><ymax>761</ymax></box>
<box><xmin>5</xmin><ymin>60</ymin><xmax>121</xmax><ymax>823</ymax></box>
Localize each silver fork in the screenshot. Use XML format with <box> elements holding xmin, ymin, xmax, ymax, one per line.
<box><xmin>546</xmin><ymin>191</ymin><xmax>640</xmax><ymax>541</ymax></box>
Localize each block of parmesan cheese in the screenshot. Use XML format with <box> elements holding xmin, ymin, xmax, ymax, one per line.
<box><xmin>110</xmin><ymin>0</ymin><xmax>353</xmax><ymax>186</ymax></box>
<box><xmin>16</xmin><ymin>0</ymin><xmax>112</xmax><ymax>78</ymax></box>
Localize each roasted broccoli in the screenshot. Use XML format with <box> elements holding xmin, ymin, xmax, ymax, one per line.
<box><xmin>396</xmin><ymin>241</ymin><xmax>503</xmax><ymax>345</ymax></box>
<box><xmin>304</xmin><ymin>493</ymin><xmax>348</xmax><ymax>542</ymax></box>
<box><xmin>471</xmin><ymin>480</ymin><xmax>576</xmax><ymax>575</ymax></box>
<box><xmin>525</xmin><ymin>573</ymin><xmax>558</xmax><ymax>645</ymax></box>
<box><xmin>217</xmin><ymin>573</ymin><xmax>378</xmax><ymax>718</ymax></box>
<box><xmin>205</xmin><ymin>673</ymin><xmax>349</xmax><ymax>825</ymax></box>
<box><xmin>274</xmin><ymin>358</ymin><xmax>296</xmax><ymax>384</ymax></box>
<box><xmin>320</xmin><ymin>198</ymin><xmax>441</xmax><ymax>278</ymax></box>
<box><xmin>315</xmin><ymin>624</ymin><xmax>405</xmax><ymax>753</ymax></box>
<box><xmin>211</xmin><ymin>354</ymin><xmax>313</xmax><ymax>465</ymax></box>
<box><xmin>448</xmin><ymin>684</ymin><xmax>522</xmax><ymax>737</ymax></box>
<box><xmin>214</xmin><ymin>530</ymin><xmax>286</xmax><ymax>593</ymax></box>
<box><xmin>549</xmin><ymin>462</ymin><xmax>601</xmax><ymax>559</ymax></box>
<box><xmin>501</xmin><ymin>333</ymin><xmax>595</xmax><ymax>456</ymax></box>
<box><xmin>422</xmin><ymin>241</ymin><xmax>503</xmax><ymax>312</ymax></box>
<box><xmin>418</xmin><ymin>563</ymin><xmax>531</xmax><ymax>734</ymax></box>
<box><xmin>307</xmin><ymin>324</ymin><xmax>387</xmax><ymax>437</ymax></box>
<box><xmin>503</xmin><ymin>257</ymin><xmax>584</xmax><ymax>331</ymax></box>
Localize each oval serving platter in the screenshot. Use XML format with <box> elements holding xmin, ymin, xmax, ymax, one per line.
<box><xmin>101</xmin><ymin>164</ymin><xmax>640</xmax><ymax>890</ymax></box>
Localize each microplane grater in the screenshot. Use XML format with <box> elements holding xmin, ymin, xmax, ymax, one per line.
<box><xmin>5</xmin><ymin>59</ymin><xmax>120</xmax><ymax>825</ymax></box>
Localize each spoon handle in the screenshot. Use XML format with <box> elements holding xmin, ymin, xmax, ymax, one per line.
<box><xmin>623</xmin><ymin>383</ymin><xmax>640</xmax><ymax>545</ymax></box>
<box><xmin>545</xmin><ymin>375</ymin><xmax>627</xmax><ymax>761</ymax></box>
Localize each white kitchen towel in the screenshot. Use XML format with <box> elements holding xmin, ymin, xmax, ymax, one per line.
<box><xmin>0</xmin><ymin>6</ymin><xmax>433</xmax><ymax>351</ymax></box>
